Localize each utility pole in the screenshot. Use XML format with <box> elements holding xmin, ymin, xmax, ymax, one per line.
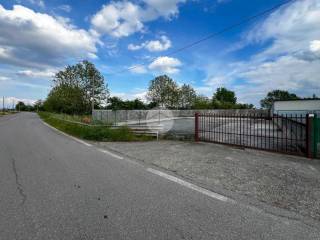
<box><xmin>2</xmin><ymin>96</ymin><xmax>4</xmax><ymax>114</ymax></box>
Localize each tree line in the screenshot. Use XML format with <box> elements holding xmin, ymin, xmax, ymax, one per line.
<box><xmin>16</xmin><ymin>60</ymin><xmax>318</xmax><ymax>114</ymax></box>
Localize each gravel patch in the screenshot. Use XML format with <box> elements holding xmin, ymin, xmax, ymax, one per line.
<box><xmin>93</xmin><ymin>140</ymin><xmax>320</xmax><ymax>221</ymax></box>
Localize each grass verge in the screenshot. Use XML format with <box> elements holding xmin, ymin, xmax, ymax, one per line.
<box><xmin>0</xmin><ymin>111</ymin><xmax>17</xmax><ymax>116</ymax></box>
<box><xmin>38</xmin><ymin>112</ymin><xmax>151</xmax><ymax>142</ymax></box>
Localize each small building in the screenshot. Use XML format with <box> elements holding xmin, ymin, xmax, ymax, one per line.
<box><xmin>272</xmin><ymin>99</ymin><xmax>320</xmax><ymax>116</ymax></box>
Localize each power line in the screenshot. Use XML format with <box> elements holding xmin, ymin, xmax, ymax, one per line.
<box><xmin>106</xmin><ymin>0</ymin><xmax>295</xmax><ymax>76</ymax></box>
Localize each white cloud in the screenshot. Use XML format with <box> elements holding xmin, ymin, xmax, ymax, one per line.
<box><xmin>91</xmin><ymin>0</ymin><xmax>186</xmax><ymax>38</ymax></box>
<box><xmin>238</xmin><ymin>55</ymin><xmax>320</xmax><ymax>91</ymax></box>
<box><xmin>128</xmin><ymin>35</ymin><xmax>171</xmax><ymax>52</ymax></box>
<box><xmin>17</xmin><ymin>69</ymin><xmax>55</xmax><ymax>78</ymax></box>
<box><xmin>0</xmin><ymin>76</ymin><xmax>10</xmax><ymax>81</ymax></box>
<box><xmin>201</xmin><ymin>0</ymin><xmax>320</xmax><ymax>105</ymax></box>
<box><xmin>57</xmin><ymin>4</ymin><xmax>72</xmax><ymax>13</ymax></box>
<box><xmin>143</xmin><ymin>0</ymin><xmax>186</xmax><ymax>19</ymax></box>
<box><xmin>310</xmin><ymin>40</ymin><xmax>320</xmax><ymax>54</ymax></box>
<box><xmin>148</xmin><ymin>56</ymin><xmax>182</xmax><ymax>74</ymax></box>
<box><xmin>128</xmin><ymin>44</ymin><xmax>143</xmax><ymax>51</ymax></box>
<box><xmin>25</xmin><ymin>0</ymin><xmax>45</xmax><ymax>8</ymax></box>
<box><xmin>0</xmin><ymin>5</ymin><xmax>98</xmax><ymax>69</ymax></box>
<box><xmin>0</xmin><ymin>76</ymin><xmax>50</xmax><ymax>89</ymax></box>
<box><xmin>91</xmin><ymin>1</ymin><xmax>143</xmax><ymax>38</ymax></box>
<box><xmin>0</xmin><ymin>96</ymin><xmax>36</xmax><ymax>108</ymax></box>
<box><xmin>129</xmin><ymin>65</ymin><xmax>147</xmax><ymax>74</ymax></box>
<box><xmin>110</xmin><ymin>90</ymin><xmax>148</xmax><ymax>102</ymax></box>
<box><xmin>247</xmin><ymin>0</ymin><xmax>320</xmax><ymax>60</ymax></box>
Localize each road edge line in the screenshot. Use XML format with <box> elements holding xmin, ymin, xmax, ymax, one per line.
<box><xmin>97</xmin><ymin>148</ymin><xmax>124</xmax><ymax>160</ymax></box>
<box><xmin>146</xmin><ymin>168</ymin><xmax>235</xmax><ymax>203</ymax></box>
<box><xmin>41</xmin><ymin>121</ymin><xmax>92</xmax><ymax>147</ymax></box>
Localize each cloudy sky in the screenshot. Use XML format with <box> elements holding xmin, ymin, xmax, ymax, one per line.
<box><xmin>0</xmin><ymin>0</ymin><xmax>319</xmax><ymax>107</ymax></box>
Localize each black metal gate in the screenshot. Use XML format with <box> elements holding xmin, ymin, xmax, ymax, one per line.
<box><xmin>195</xmin><ymin>113</ymin><xmax>311</xmax><ymax>157</ymax></box>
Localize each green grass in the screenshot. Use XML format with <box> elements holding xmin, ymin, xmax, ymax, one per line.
<box><xmin>38</xmin><ymin>112</ymin><xmax>151</xmax><ymax>142</ymax></box>
<box><xmin>47</xmin><ymin>112</ymin><xmax>92</xmax><ymax>124</ymax></box>
<box><xmin>0</xmin><ymin>111</ymin><xmax>17</xmax><ymax>116</ymax></box>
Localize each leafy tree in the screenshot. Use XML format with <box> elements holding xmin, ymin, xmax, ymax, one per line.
<box><xmin>236</xmin><ymin>103</ymin><xmax>254</xmax><ymax>109</ymax></box>
<box><xmin>15</xmin><ymin>101</ymin><xmax>26</xmax><ymax>111</ymax></box>
<box><xmin>192</xmin><ymin>95</ymin><xmax>212</xmax><ymax>109</ymax></box>
<box><xmin>107</xmin><ymin>97</ymin><xmax>148</xmax><ymax>110</ymax></box>
<box><xmin>260</xmin><ymin>90</ymin><xmax>300</xmax><ymax>109</ymax></box>
<box><xmin>74</xmin><ymin>60</ymin><xmax>108</xmax><ymax>110</ymax></box>
<box><xmin>34</xmin><ymin>100</ymin><xmax>44</xmax><ymax>111</ymax></box>
<box><xmin>147</xmin><ymin>75</ymin><xmax>179</xmax><ymax>108</ymax></box>
<box><xmin>107</xmin><ymin>97</ymin><xmax>125</xmax><ymax>110</ymax></box>
<box><xmin>179</xmin><ymin>84</ymin><xmax>196</xmax><ymax>109</ymax></box>
<box><xmin>44</xmin><ymin>85</ymin><xmax>87</xmax><ymax>114</ymax></box>
<box><xmin>213</xmin><ymin>87</ymin><xmax>237</xmax><ymax>105</ymax></box>
<box><xmin>15</xmin><ymin>101</ymin><xmax>35</xmax><ymax>111</ymax></box>
<box><xmin>124</xmin><ymin>99</ymin><xmax>147</xmax><ymax>110</ymax></box>
<box><xmin>45</xmin><ymin>60</ymin><xmax>109</xmax><ymax>114</ymax></box>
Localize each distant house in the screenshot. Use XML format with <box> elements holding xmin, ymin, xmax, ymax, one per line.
<box><xmin>272</xmin><ymin>99</ymin><xmax>320</xmax><ymax>116</ymax></box>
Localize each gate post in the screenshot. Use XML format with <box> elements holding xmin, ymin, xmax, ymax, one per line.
<box><xmin>195</xmin><ymin>112</ymin><xmax>199</xmax><ymax>142</ymax></box>
<box><xmin>306</xmin><ymin>114</ymin><xmax>314</xmax><ymax>158</ymax></box>
<box><xmin>312</xmin><ymin>114</ymin><xmax>318</xmax><ymax>158</ymax></box>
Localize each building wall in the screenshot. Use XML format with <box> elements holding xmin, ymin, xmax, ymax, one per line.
<box><xmin>273</xmin><ymin>100</ymin><xmax>320</xmax><ymax>116</ymax></box>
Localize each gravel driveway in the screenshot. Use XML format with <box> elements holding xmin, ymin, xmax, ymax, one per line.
<box><xmin>93</xmin><ymin>140</ymin><xmax>320</xmax><ymax>222</ymax></box>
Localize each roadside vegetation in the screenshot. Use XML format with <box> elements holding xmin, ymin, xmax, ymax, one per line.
<box><xmin>38</xmin><ymin>112</ymin><xmax>151</xmax><ymax>141</ymax></box>
<box><xmin>46</xmin><ymin>112</ymin><xmax>93</xmax><ymax>124</ymax></box>
<box><xmin>0</xmin><ymin>111</ymin><xmax>17</xmax><ymax>116</ymax></box>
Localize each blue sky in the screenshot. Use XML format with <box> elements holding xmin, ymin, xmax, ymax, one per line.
<box><xmin>0</xmin><ymin>0</ymin><xmax>320</xmax><ymax>107</ymax></box>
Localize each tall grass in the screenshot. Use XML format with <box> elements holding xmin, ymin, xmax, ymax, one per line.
<box><xmin>38</xmin><ymin>112</ymin><xmax>150</xmax><ymax>141</ymax></box>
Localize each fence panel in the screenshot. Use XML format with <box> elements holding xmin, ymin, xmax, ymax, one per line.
<box><xmin>313</xmin><ymin>116</ymin><xmax>320</xmax><ymax>158</ymax></box>
<box><xmin>196</xmin><ymin>113</ymin><xmax>309</xmax><ymax>157</ymax></box>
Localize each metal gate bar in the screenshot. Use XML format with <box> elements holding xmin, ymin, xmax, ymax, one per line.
<box><xmin>195</xmin><ymin>113</ymin><xmax>310</xmax><ymax>157</ymax></box>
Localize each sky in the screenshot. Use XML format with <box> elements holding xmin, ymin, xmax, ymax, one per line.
<box><xmin>0</xmin><ymin>0</ymin><xmax>320</xmax><ymax>107</ymax></box>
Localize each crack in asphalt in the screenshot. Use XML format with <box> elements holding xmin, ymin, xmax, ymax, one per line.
<box><xmin>11</xmin><ymin>157</ymin><xmax>27</xmax><ymax>206</ymax></box>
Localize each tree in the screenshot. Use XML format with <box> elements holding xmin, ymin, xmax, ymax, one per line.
<box><xmin>260</xmin><ymin>90</ymin><xmax>300</xmax><ymax>109</ymax></box>
<box><xmin>124</xmin><ymin>99</ymin><xmax>147</xmax><ymax>110</ymax></box>
<box><xmin>213</xmin><ymin>87</ymin><xmax>237</xmax><ymax>105</ymax></box>
<box><xmin>107</xmin><ymin>97</ymin><xmax>125</xmax><ymax>110</ymax></box>
<box><xmin>74</xmin><ymin>60</ymin><xmax>108</xmax><ymax>110</ymax></box>
<box><xmin>45</xmin><ymin>60</ymin><xmax>109</xmax><ymax>114</ymax></box>
<box><xmin>15</xmin><ymin>101</ymin><xmax>26</xmax><ymax>111</ymax></box>
<box><xmin>179</xmin><ymin>84</ymin><xmax>196</xmax><ymax>109</ymax></box>
<box><xmin>192</xmin><ymin>95</ymin><xmax>212</xmax><ymax>109</ymax></box>
<box><xmin>34</xmin><ymin>100</ymin><xmax>44</xmax><ymax>111</ymax></box>
<box><xmin>107</xmin><ymin>97</ymin><xmax>148</xmax><ymax>110</ymax></box>
<box><xmin>44</xmin><ymin>85</ymin><xmax>87</xmax><ymax>114</ymax></box>
<box><xmin>147</xmin><ymin>75</ymin><xmax>179</xmax><ymax>108</ymax></box>
<box><xmin>15</xmin><ymin>101</ymin><xmax>35</xmax><ymax>111</ymax></box>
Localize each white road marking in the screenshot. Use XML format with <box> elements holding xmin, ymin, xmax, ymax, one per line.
<box><xmin>147</xmin><ymin>168</ymin><xmax>234</xmax><ymax>203</ymax></box>
<box><xmin>42</xmin><ymin>122</ymin><xmax>92</xmax><ymax>147</ymax></box>
<box><xmin>309</xmin><ymin>165</ymin><xmax>317</xmax><ymax>172</ymax></box>
<box><xmin>98</xmin><ymin>148</ymin><xmax>124</xmax><ymax>160</ymax></box>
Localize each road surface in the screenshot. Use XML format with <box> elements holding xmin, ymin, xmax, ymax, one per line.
<box><xmin>0</xmin><ymin>113</ymin><xmax>319</xmax><ymax>240</ymax></box>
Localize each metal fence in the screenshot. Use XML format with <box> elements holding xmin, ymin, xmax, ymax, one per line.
<box><xmin>195</xmin><ymin>113</ymin><xmax>312</xmax><ymax>157</ymax></box>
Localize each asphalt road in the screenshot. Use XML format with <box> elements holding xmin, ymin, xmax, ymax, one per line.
<box><xmin>0</xmin><ymin>112</ymin><xmax>319</xmax><ymax>240</ymax></box>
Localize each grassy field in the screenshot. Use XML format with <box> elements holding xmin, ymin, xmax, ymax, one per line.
<box><xmin>38</xmin><ymin>112</ymin><xmax>151</xmax><ymax>142</ymax></box>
